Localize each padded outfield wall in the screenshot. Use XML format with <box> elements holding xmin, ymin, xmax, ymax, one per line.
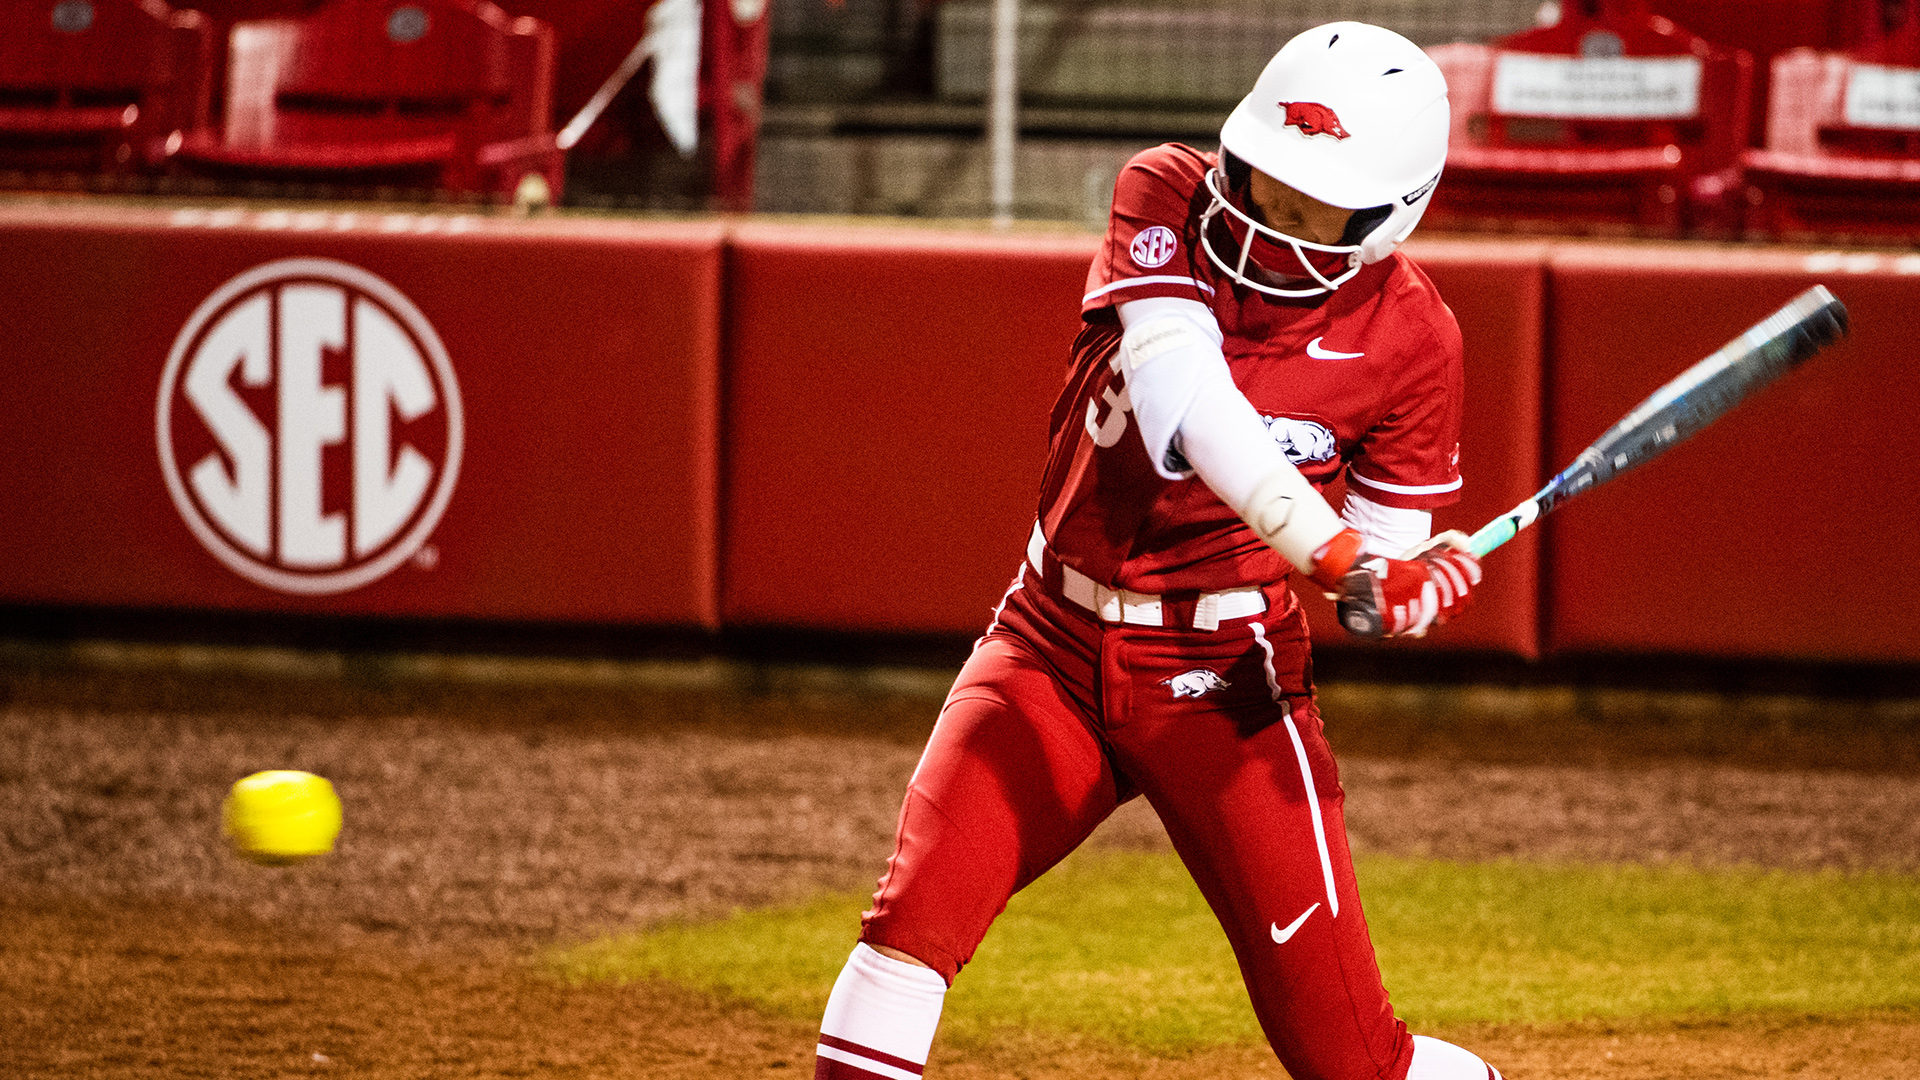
<box><xmin>0</xmin><ymin>204</ymin><xmax>1912</xmax><ymax>663</ymax></box>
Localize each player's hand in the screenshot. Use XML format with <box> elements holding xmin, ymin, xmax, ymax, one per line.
<box><xmin>1307</xmin><ymin>528</ymin><xmax>1481</xmax><ymax>639</ymax></box>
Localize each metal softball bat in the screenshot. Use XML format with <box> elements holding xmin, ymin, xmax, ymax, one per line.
<box><xmin>1334</xmin><ymin>284</ymin><xmax>1849</xmax><ymax>640</ymax></box>
<box><xmin>1465</xmin><ymin>283</ymin><xmax>1851</xmax><ymax>559</ymax></box>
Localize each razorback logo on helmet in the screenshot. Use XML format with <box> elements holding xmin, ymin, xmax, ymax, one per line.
<box><xmin>1164</xmin><ymin>669</ymin><xmax>1230</xmax><ymax>699</ymax></box>
<box><xmin>1277</xmin><ymin>101</ymin><xmax>1351</xmax><ymax>140</ymax></box>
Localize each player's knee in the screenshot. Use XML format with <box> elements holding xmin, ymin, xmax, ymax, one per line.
<box><xmin>857</xmin><ymin>929</ymin><xmax>960</xmax><ymax>985</ymax></box>
<box><xmin>866</xmin><ymin>942</ymin><xmax>934</xmax><ymax>971</ymax></box>
<box><xmin>1406</xmin><ymin>1035</ymin><xmax>1502</xmax><ymax>1080</ymax></box>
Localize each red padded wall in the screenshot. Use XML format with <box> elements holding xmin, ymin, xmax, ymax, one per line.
<box><xmin>1546</xmin><ymin>246</ymin><xmax>1920</xmax><ymax>661</ymax></box>
<box><xmin>722</xmin><ymin>223</ymin><xmax>1098</xmax><ymax>634</ymax></box>
<box><xmin>1298</xmin><ymin>238</ymin><xmax>1548</xmax><ymax>659</ymax></box>
<box><xmin>0</xmin><ymin>205</ymin><xmax>723</xmax><ymax>626</ymax></box>
<box><xmin>12</xmin><ymin>205</ymin><xmax>1909</xmax><ymax>664</ymax></box>
<box><xmin>723</xmin><ymin>226</ymin><xmax>1546</xmax><ymax>654</ymax></box>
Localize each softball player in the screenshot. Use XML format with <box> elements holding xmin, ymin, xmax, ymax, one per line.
<box><xmin>815</xmin><ymin>23</ymin><xmax>1502</xmax><ymax>1080</ymax></box>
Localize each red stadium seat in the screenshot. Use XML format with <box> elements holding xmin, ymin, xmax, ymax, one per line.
<box><xmin>1424</xmin><ymin>0</ymin><xmax>1752</xmax><ymax>238</ymax></box>
<box><xmin>1840</xmin><ymin>0</ymin><xmax>1920</xmax><ymax>57</ymax></box>
<box><xmin>174</xmin><ymin>0</ymin><xmax>562</xmax><ymax>202</ymax></box>
<box><xmin>0</xmin><ymin>0</ymin><xmax>212</xmax><ymax>175</ymax></box>
<box><xmin>1646</xmin><ymin>0</ymin><xmax>1842</xmax><ymax>150</ymax></box>
<box><xmin>155</xmin><ymin>3</ymin><xmax>326</xmax><ymax>131</ymax></box>
<box><xmin>1740</xmin><ymin>0</ymin><xmax>1920</xmax><ymax>240</ymax></box>
<box><xmin>183</xmin><ymin>0</ymin><xmax>323</xmax><ymax>20</ymax></box>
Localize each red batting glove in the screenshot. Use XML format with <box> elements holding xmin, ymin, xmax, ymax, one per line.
<box><xmin>1307</xmin><ymin>528</ymin><xmax>1482</xmax><ymax>639</ymax></box>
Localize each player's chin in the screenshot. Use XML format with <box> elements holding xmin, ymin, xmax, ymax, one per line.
<box><xmin>1255</xmin><ymin>265</ymin><xmax>1346</xmax><ymax>302</ymax></box>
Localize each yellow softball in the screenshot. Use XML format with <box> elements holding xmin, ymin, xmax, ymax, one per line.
<box><xmin>222</xmin><ymin>770</ymin><xmax>342</xmax><ymax>865</ymax></box>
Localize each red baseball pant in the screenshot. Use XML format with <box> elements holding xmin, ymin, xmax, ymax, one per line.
<box><xmin>861</xmin><ymin>568</ymin><xmax>1416</xmax><ymax>1080</ymax></box>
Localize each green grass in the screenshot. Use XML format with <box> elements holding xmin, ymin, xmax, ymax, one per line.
<box><xmin>546</xmin><ymin>850</ymin><xmax>1920</xmax><ymax>1051</ymax></box>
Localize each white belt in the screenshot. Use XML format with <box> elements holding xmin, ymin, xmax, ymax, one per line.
<box><xmin>1027</xmin><ymin>522</ymin><xmax>1267</xmax><ymax>632</ymax></box>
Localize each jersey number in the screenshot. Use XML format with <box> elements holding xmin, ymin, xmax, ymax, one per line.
<box><xmin>1084</xmin><ymin>375</ymin><xmax>1132</xmax><ymax>448</ymax></box>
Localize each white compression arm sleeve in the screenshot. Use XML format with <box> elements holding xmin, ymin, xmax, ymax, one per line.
<box><xmin>1114</xmin><ymin>297</ymin><xmax>1224</xmax><ymax>481</ymax></box>
<box><xmin>1117</xmin><ymin>297</ymin><xmax>1346</xmax><ymax>573</ymax></box>
<box><xmin>1342</xmin><ymin>490</ymin><xmax>1433</xmax><ymax>557</ymax></box>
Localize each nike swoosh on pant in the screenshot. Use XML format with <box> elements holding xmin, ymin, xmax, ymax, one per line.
<box><xmin>1270</xmin><ymin>902</ymin><xmax>1321</xmax><ymax>944</ymax></box>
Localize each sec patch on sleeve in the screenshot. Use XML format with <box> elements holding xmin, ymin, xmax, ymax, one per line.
<box><xmin>1129</xmin><ymin>226</ymin><xmax>1179</xmax><ymax>268</ymax></box>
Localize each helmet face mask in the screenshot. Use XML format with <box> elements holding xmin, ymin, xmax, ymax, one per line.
<box><xmin>1198</xmin><ymin>166</ymin><xmax>1367</xmax><ymax>298</ymax></box>
<box><xmin>1205</xmin><ymin>21</ymin><xmax>1450</xmax><ymax>299</ymax></box>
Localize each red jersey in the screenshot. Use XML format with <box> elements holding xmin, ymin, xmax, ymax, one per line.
<box><xmin>1035</xmin><ymin>143</ymin><xmax>1465</xmax><ymax>595</ymax></box>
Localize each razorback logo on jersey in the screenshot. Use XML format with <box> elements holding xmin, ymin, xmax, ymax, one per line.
<box><xmin>1278</xmin><ymin>101</ymin><xmax>1351</xmax><ymax>139</ymax></box>
<box><xmin>1265</xmin><ymin>415</ymin><xmax>1339</xmax><ymax>465</ymax></box>
<box><xmin>1164</xmin><ymin>669</ymin><xmax>1230</xmax><ymax>698</ymax></box>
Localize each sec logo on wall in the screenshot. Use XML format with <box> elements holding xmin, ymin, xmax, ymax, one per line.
<box><xmin>156</xmin><ymin>258</ymin><xmax>464</xmax><ymax>595</ymax></box>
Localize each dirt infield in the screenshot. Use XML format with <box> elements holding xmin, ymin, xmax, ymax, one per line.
<box><xmin>4</xmin><ymin>656</ymin><xmax>1919</xmax><ymax>1078</ymax></box>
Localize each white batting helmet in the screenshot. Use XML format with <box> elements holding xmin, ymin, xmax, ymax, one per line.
<box><xmin>1200</xmin><ymin>22</ymin><xmax>1450</xmax><ymax>297</ymax></box>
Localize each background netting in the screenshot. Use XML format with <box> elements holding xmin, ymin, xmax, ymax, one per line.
<box><xmin>755</xmin><ymin>0</ymin><xmax>1547</xmax><ymax>222</ymax></box>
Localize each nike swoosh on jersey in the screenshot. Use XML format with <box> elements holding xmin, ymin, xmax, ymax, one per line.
<box><xmin>1305</xmin><ymin>337</ymin><xmax>1365</xmax><ymax>360</ymax></box>
<box><xmin>1270</xmin><ymin>902</ymin><xmax>1321</xmax><ymax>944</ymax></box>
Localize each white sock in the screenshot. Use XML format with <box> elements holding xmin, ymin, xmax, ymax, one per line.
<box><xmin>1409</xmin><ymin>1034</ymin><xmax>1504</xmax><ymax>1080</ymax></box>
<box><xmin>815</xmin><ymin>943</ymin><xmax>948</xmax><ymax>1079</ymax></box>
